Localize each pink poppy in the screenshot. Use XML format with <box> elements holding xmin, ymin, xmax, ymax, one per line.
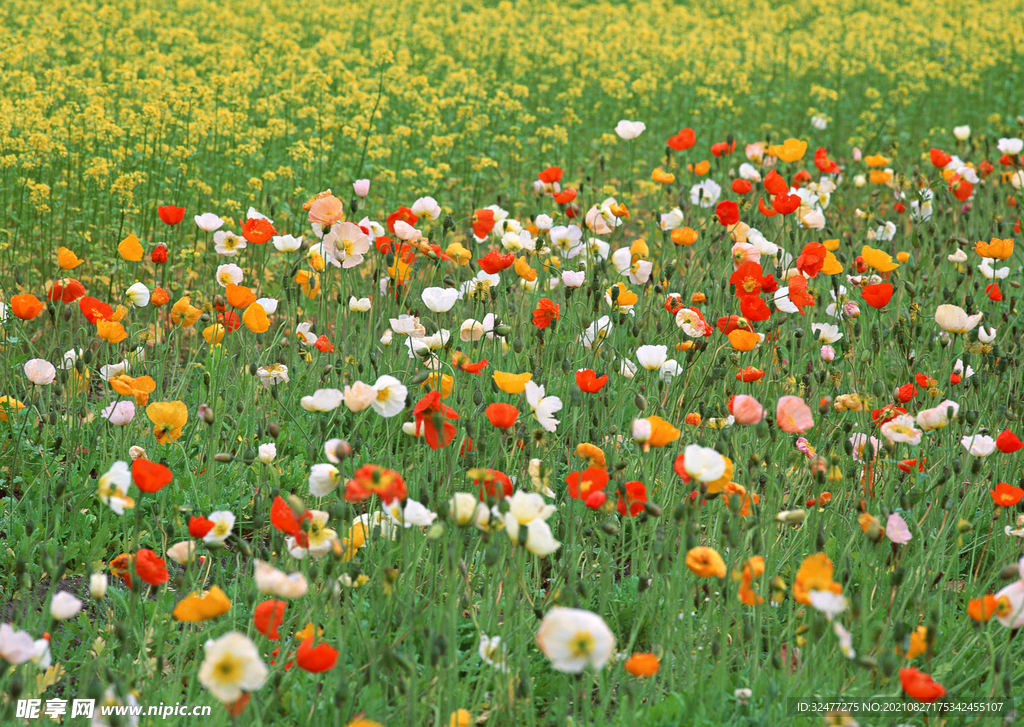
<box><xmin>886</xmin><ymin>513</ymin><xmax>912</xmax><ymax>545</ymax></box>
<box><xmin>776</xmin><ymin>396</ymin><xmax>814</xmax><ymax>433</ymax></box>
<box><xmin>730</xmin><ymin>395</ymin><xmax>764</xmax><ymax>425</ymax></box>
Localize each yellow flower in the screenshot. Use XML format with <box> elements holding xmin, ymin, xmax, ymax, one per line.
<box><xmin>109</xmin><ymin>374</ymin><xmax>156</xmax><ymax>406</ymax></box>
<box><xmin>687</xmin><ymin>160</ymin><xmax>710</xmax><ymax>175</ymax></box>
<box><xmin>727</xmin><ymin>329</ymin><xmax>760</xmax><ymax>351</ymax></box>
<box><xmin>147</xmin><ymin>400</ymin><xmax>188</xmax><ymax>444</ymax></box>
<box><xmin>899</xmin><ymin>626</ymin><xmax>928</xmax><ymax>660</ymax></box>
<box><xmin>57</xmin><ymin>247</ymin><xmax>84</xmax><ymax>270</ymax></box>
<box><xmin>630</xmin><ymin>238</ymin><xmax>649</xmax><ymax>258</ymax></box>
<box><xmin>446</xmin><ymin>242</ymin><xmax>472</xmax><ymax>265</ymax></box>
<box><xmin>575</xmin><ymin>442</ymin><xmax>606</xmax><ymax>468</ymax></box>
<box><xmin>706</xmin><ymin>457</ymin><xmax>734</xmax><ymax>495</ymax></box>
<box><xmin>861</xmin><ymin>245</ymin><xmax>899</xmax><ymax>272</ymax></box>
<box><xmin>172</xmin><ymin>586</ymin><xmax>232</xmax><ymax>622</ymax></box>
<box><xmin>821</xmin><ymin>252</ymin><xmax>843</xmax><ymax>275</ymax></box>
<box><xmin>295</xmin><ymin>270</ymin><xmax>321</xmax><ymax>299</ymax></box>
<box><xmin>493</xmin><ymin>371</ymin><xmax>532</xmax><ymax>394</ymax></box>
<box><xmin>823</xmin><ymin>238</ymin><xmax>840</xmax><ymax>251</ymax></box>
<box><xmin>646</xmin><ymin>415</ymin><xmax>680</xmax><ymax>447</ymax></box>
<box><xmin>672</xmin><ymin>227</ymin><xmax>698</xmax><ymax>246</ymax></box>
<box><xmin>0</xmin><ymin>396</ymin><xmax>26</xmax><ymax>422</ymax></box>
<box><xmin>686</xmin><ymin>546</ymin><xmax>727</xmax><ymax>578</ymax></box>
<box><xmin>896</xmin><ymin>251</ymin><xmax>911</xmax><ymax>263</ymax></box>
<box><xmin>117</xmin><ymin>234</ymin><xmax>144</xmax><ymax>261</ymax></box>
<box><xmin>869</xmin><ymin>169</ymin><xmax>893</xmax><ymax>184</ymax></box>
<box><xmin>170</xmin><ymin>297</ymin><xmax>202</xmax><ymax>327</ymax></box>
<box><xmin>97</xmin><ymin>319</ymin><xmax>128</xmax><ymax>343</ymax></box>
<box><xmin>766</xmin><ymin>138</ymin><xmax>807</xmax><ymax>163</ymax></box>
<box><xmin>242</xmin><ymin>302</ymin><xmax>270</xmax><ymax>333</ymax></box>
<box><xmin>974</xmin><ymin>238</ymin><xmax>1014</xmax><ymax>260</ymax></box>
<box><xmin>421</xmin><ymin>372</ymin><xmax>454</xmax><ymax>399</ymax></box>
<box><xmin>203</xmin><ymin>324</ymin><xmax>226</xmax><ymax>345</ymax></box>
<box><xmin>864</xmin><ymin>154</ymin><xmax>891</xmax><ymax>167</ymax></box>
<box><xmin>605</xmin><ymin>282</ymin><xmax>638</xmax><ymax>310</ymax></box>
<box><xmin>651</xmin><ymin>168</ymin><xmax>675</xmax><ymax>184</ymax></box>
<box><xmin>513</xmin><ymin>256</ymin><xmax>537</xmax><ymax>282</ymax></box>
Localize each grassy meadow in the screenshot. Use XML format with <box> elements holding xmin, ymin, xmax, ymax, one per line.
<box><xmin>1</xmin><ymin>0</ymin><xmax>1024</xmax><ymax>725</ymax></box>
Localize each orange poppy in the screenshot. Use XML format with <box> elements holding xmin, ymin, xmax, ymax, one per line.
<box><xmin>345</xmin><ymin>464</ymin><xmax>407</xmax><ymax>503</ymax></box>
<box><xmin>624</xmin><ymin>653</ymin><xmax>660</xmax><ymax>677</ymax></box>
<box><xmin>109</xmin><ymin>374</ymin><xmax>157</xmax><ymax>406</ymax></box>
<box><xmin>485</xmin><ymin>403</ymin><xmax>518</xmax><ymax>430</ymax></box>
<box><xmin>254</xmin><ymin>600</ymin><xmax>288</xmax><ymax>639</ymax></box>
<box><xmin>241</xmin><ymin>217</ymin><xmax>276</xmax><ymax>244</ymax></box>
<box><xmin>296</xmin><ymin>637</ymin><xmax>339</xmax><ymax>673</ymax></box>
<box><xmin>132</xmin><ymin>458</ymin><xmax>173</xmax><ymax>493</ymax></box>
<box><xmin>10</xmin><ymin>293</ymin><xmax>45</xmax><ymax>320</ymax></box>
<box><xmin>532</xmin><ymin>298</ymin><xmax>560</xmax><ymax>330</ymax></box>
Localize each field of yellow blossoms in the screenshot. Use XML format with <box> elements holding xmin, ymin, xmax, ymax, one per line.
<box><xmin>2</xmin><ymin>0</ymin><xmax>1024</xmax><ymax>725</ymax></box>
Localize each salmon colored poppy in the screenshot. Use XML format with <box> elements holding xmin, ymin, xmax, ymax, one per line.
<box><xmin>10</xmin><ymin>293</ymin><xmax>45</xmax><ymax>320</ymax></box>
<box><xmin>575</xmin><ymin>369</ymin><xmax>608</xmax><ymax>393</ymax></box>
<box><xmin>254</xmin><ymin>600</ymin><xmax>288</xmax><ymax>639</ymax></box>
<box><xmin>158</xmin><ymin>205</ymin><xmax>185</xmax><ymax>225</ymax></box>
<box><xmin>345</xmin><ymin>464</ymin><xmax>407</xmax><ymax>503</ymax></box>
<box><xmin>241</xmin><ymin>217</ymin><xmax>276</xmax><ymax>244</ymax></box>
<box><xmin>57</xmin><ymin>247</ymin><xmax>85</xmax><ymax>270</ymax></box>
<box><xmin>172</xmin><ymin>586</ymin><xmax>231</xmax><ymax>621</ymax></box>
<box><xmin>532</xmin><ymin>298</ymin><xmax>560</xmax><ymax>329</ymax></box>
<box><xmin>296</xmin><ymin>638</ymin><xmax>339</xmax><ymax>673</ymax></box>
<box><xmin>899</xmin><ymin>667</ymin><xmax>946</xmax><ymax>703</ymax></box>
<box><xmin>147</xmin><ymin>401</ymin><xmax>188</xmax><ymax>444</ymax></box>
<box><xmin>132</xmin><ymin>458</ymin><xmax>173</xmax><ymax>493</ymax></box>
<box><xmin>493</xmin><ymin>371</ymin><xmax>532</xmax><ymax>394</ymax></box>
<box><xmin>991</xmin><ymin>482</ymin><xmax>1024</xmax><ymax>507</ymax></box>
<box><xmin>485</xmin><ymin>403</ymin><xmax>519</xmax><ymax>430</ymax></box>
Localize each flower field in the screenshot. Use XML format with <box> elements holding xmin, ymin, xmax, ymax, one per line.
<box><xmin>3</xmin><ymin>0</ymin><xmax>1024</xmax><ymax>725</ymax></box>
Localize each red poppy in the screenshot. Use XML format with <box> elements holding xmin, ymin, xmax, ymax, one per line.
<box><xmin>78</xmin><ymin>296</ymin><xmax>113</xmax><ymax>322</ymax></box>
<box><xmin>10</xmin><ymin>294</ymin><xmax>45</xmax><ymax>320</ymax></box>
<box><xmin>715</xmin><ymin>201</ymin><xmax>740</xmax><ymax>227</ymax></box>
<box><xmin>452</xmin><ymin>351</ymin><xmax>488</xmax><ymax>374</ymax></box>
<box><xmin>711</xmin><ymin>140</ymin><xmax>735</xmax><ymax>157</ymax></box>
<box><xmin>893</xmin><ymin>202</ymin><xmax>906</xmax><ymax>213</ymax></box>
<box><xmin>270</xmin><ymin>496</ymin><xmax>310</xmax><ymax>547</ymax></box>
<box><xmin>151</xmin><ymin>244</ymin><xmax>168</xmax><ymax>264</ymax></box>
<box><xmin>813</xmin><ymin>148</ymin><xmax>839</xmax><ymax>174</ymax></box>
<box><xmin>241</xmin><ymin>217</ymin><xmax>276</xmax><ymax>244</ymax></box>
<box><xmin>672</xmin><ymin>454</ymin><xmax>692</xmax><ymax>484</ymax></box>
<box><xmin>950</xmin><ymin>372</ymin><xmax>962</xmax><ymax>385</ymax></box>
<box><xmin>474</xmin><ymin>468</ymin><xmax>514</xmax><ymax>500</ymax></box>
<box><xmin>532</xmin><ymin>298</ymin><xmax>560</xmax><ymax>329</ymax></box>
<box><xmin>732</xmin><ymin>179</ymin><xmax>752</xmax><ymax>195</ymax></box>
<box><xmin>756</xmin><ymin>197</ymin><xmax>779</xmax><ymax>217</ymax></box>
<box><xmin>477</xmin><ymin>250</ymin><xmax>515</xmax><ymax>274</ymax></box>
<box><xmin>218</xmin><ymin>311</ymin><xmax>242</xmax><ymax>333</ymax></box>
<box><xmin>871</xmin><ymin>405</ymin><xmax>906</xmax><ymax>426</ymax></box>
<box><xmin>485</xmin><ymin>403</ymin><xmax>519</xmax><ymax>430</ymax></box>
<box><xmin>736</xmin><ymin>366</ymin><xmax>764</xmax><ymax>382</ymax></box>
<box><xmin>585</xmin><ymin>491</ymin><xmax>607</xmax><ymax>509</ymax></box>
<box><xmin>374</xmin><ymin>235</ymin><xmax>395</xmax><ymax>255</ymax></box>
<box><xmin>386</xmin><ymin>207</ymin><xmax>419</xmax><ymax>234</ymax></box>
<box><xmin>471</xmin><ymin>209</ymin><xmax>497</xmax><ymax>239</ymax></box>
<box><xmin>740</xmin><ymin>295</ymin><xmax>771</xmax><ymax>321</ymax></box>
<box><xmin>979</xmin><ymin>160</ymin><xmax>995</xmax><ymax>178</ymax></box>
<box><xmin>664</xmin><ymin>294</ymin><xmax>685</xmax><ymax>315</ymax></box>
<box><xmin>667</xmin><ymin>128</ymin><xmax>696</xmax><ymax>151</ymax></box>
<box><xmin>413</xmin><ymin>391</ymin><xmax>459</xmax><ymax>450</ymax></box>
<box><xmin>314</xmin><ymin>335</ymin><xmax>334</xmax><ymax>353</ymax></box>
<box><xmin>575</xmin><ymin>369</ymin><xmax>609</xmax><ymax>393</ymax></box>
<box><xmin>793</xmin><ymin>169</ymin><xmax>812</xmax><ymax>186</ymax></box>
<box><xmin>227</xmin><ymin>694</ymin><xmax>250</xmax><ymax>717</ymax></box>
<box><xmin>188</xmin><ymin>516</ymin><xmax>215</xmax><ymax>539</ymax></box>
<box><xmin>763</xmin><ymin>169</ymin><xmax>789</xmax><ymax>196</ymax></box>
<box><xmin>795</xmin><ymin>242</ymin><xmax>827</xmax><ymax>278</ymax></box>
<box><xmin>895</xmin><ymin>383</ymin><xmax>917</xmax><ymax>404</ymax></box>
<box><xmin>950</xmin><ymin>176</ymin><xmax>973</xmax><ymax>202</ymax></box>
<box><xmin>897</xmin><ymin>457</ymin><xmax>926</xmax><ymax>473</ymax></box>
<box><xmin>345</xmin><ymin>465</ymin><xmax>408</xmax><ymax>503</ymax></box>
<box><xmin>785</xmin><ymin>275</ymin><xmax>815</xmax><ymax>314</ymax></box>
<box><xmin>296</xmin><ymin>638</ymin><xmax>339</xmax><ymax>673</ymax></box>
<box><xmin>48</xmin><ymin>278</ymin><xmax>86</xmax><ymax>303</ymax></box>
<box><xmin>986</xmin><ymin>282</ymin><xmax>1003</xmax><ymax>302</ymax></box>
<box><xmin>915</xmin><ymin>372</ymin><xmax>936</xmax><ymax>388</ymax></box>
<box><xmin>991</xmin><ymin>482</ymin><xmax>1024</xmax><ymax>507</ymax></box>
<box><xmin>996</xmin><ymin>430</ymin><xmax>1024</xmax><ymax>453</ymax></box>
<box><xmin>132</xmin><ymin>458</ymin><xmax>173</xmax><ymax>493</ymax></box>
<box><xmin>929</xmin><ymin>148</ymin><xmax>952</xmax><ymax>168</ymax></box>
<box><xmin>158</xmin><ymin>205</ymin><xmax>185</xmax><ymax>225</ymax></box>
<box><xmin>553</xmin><ymin>189</ymin><xmax>577</xmax><ymax>205</ymax></box>
<box><xmin>616</xmin><ymin>481</ymin><xmax>648</xmax><ymax>517</ymax></box>
<box><xmin>771</xmin><ymin>193</ymin><xmax>801</xmax><ymax>215</ymax></box>
<box><xmin>717</xmin><ymin>315</ymin><xmax>755</xmax><ymax>335</ymax></box>
<box><xmin>537</xmin><ymin>167</ymin><xmax>563</xmax><ymax>184</ymax></box>
<box><xmin>566</xmin><ymin>468</ymin><xmax>609</xmax><ymax>500</ymax></box>
<box><xmin>135</xmin><ymin>549</ymin><xmax>170</xmax><ymax>587</ymax></box>
<box><xmin>253</xmin><ymin>600</ymin><xmax>287</xmax><ymax>640</ymax></box>
<box><xmin>899</xmin><ymin>667</ymin><xmax>946</xmax><ymax>703</ymax></box>
<box><xmin>861</xmin><ymin>283</ymin><xmax>894</xmax><ymax>309</ymax></box>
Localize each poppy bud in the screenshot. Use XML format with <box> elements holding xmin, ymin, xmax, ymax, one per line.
<box><xmin>600</xmin><ymin>521</ymin><xmax>619</xmax><ymax>536</ymax></box>
<box><xmin>214</xmin><ymin>452</ymin><xmax>233</xmax><ymax>463</ymax></box>
<box><xmin>494</xmin><ymin>324</ymin><xmax>512</xmax><ymax>337</ymax></box>
<box><xmin>1000</xmin><ymin>562</ymin><xmax>1020</xmax><ymax>579</ymax></box>
<box><xmin>512</xmin><ymin>338</ymin><xmax>524</xmax><ymax>353</ymax></box>
<box><xmin>634</xmin><ymin>395</ymin><xmax>647</xmax><ymax>411</ymax></box>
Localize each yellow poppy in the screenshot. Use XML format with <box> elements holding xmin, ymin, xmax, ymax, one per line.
<box><xmin>97</xmin><ymin>319</ymin><xmax>128</xmax><ymax>344</ymax></box>
<box><xmin>147</xmin><ymin>400</ymin><xmax>188</xmax><ymax>444</ymax></box>
<box><xmin>170</xmin><ymin>297</ymin><xmax>202</xmax><ymax>327</ymax></box>
<box><xmin>0</xmin><ymin>396</ymin><xmax>26</xmax><ymax>422</ymax></box>
<box><xmin>727</xmin><ymin>329</ymin><xmax>760</xmax><ymax>351</ymax></box>
<box><xmin>793</xmin><ymin>553</ymin><xmax>842</xmax><ymax>605</ymax></box>
<box><xmin>513</xmin><ymin>256</ymin><xmax>537</xmax><ymax>282</ymax></box>
<box><xmin>445</xmin><ymin>242</ymin><xmax>472</xmax><ymax>266</ymax></box>
<box><xmin>646</xmin><ymin>415</ymin><xmax>680</xmax><ymax>447</ymax></box>
<box><xmin>109</xmin><ymin>374</ymin><xmax>157</xmax><ymax>406</ymax></box>
<box><xmin>242</xmin><ymin>302</ymin><xmax>270</xmax><ymax>333</ymax></box>
<box><xmin>575</xmin><ymin>442</ymin><xmax>606</xmax><ymax>468</ymax></box>
<box><xmin>421</xmin><ymin>372</ymin><xmax>454</xmax><ymax>399</ymax></box>
<box><xmin>821</xmin><ymin>252</ymin><xmax>843</xmax><ymax>275</ymax></box>
<box><xmin>225</xmin><ymin>284</ymin><xmax>257</xmax><ymax>309</ymax></box>
<box><xmin>861</xmin><ymin>245</ymin><xmax>899</xmax><ymax>272</ymax></box>
<box><xmin>869</xmin><ymin>169</ymin><xmax>893</xmax><ymax>185</ymax></box>
<box><xmin>57</xmin><ymin>247</ymin><xmax>84</xmax><ymax>270</ymax></box>
<box><xmin>864</xmin><ymin>154</ymin><xmax>891</xmax><ymax>167</ymax></box>
<box><xmin>823</xmin><ymin>238</ymin><xmax>840</xmax><ymax>251</ymax></box>
<box><xmin>672</xmin><ymin>227</ymin><xmax>698</xmax><ymax>246</ymax></box>
<box><xmin>651</xmin><ymin>168</ymin><xmax>675</xmax><ymax>184</ymax></box>
<box><xmin>686</xmin><ymin>546</ymin><xmax>727</xmax><ymax>578</ymax></box>
<box><xmin>493</xmin><ymin>371</ymin><xmax>532</xmax><ymax>394</ymax></box>
<box><xmin>706</xmin><ymin>457</ymin><xmax>734</xmax><ymax>495</ymax></box>
<box><xmin>766</xmin><ymin>138</ymin><xmax>807</xmax><ymax>163</ymax></box>
<box><xmin>975</xmin><ymin>238</ymin><xmax>1014</xmax><ymax>260</ymax></box>
<box><xmin>687</xmin><ymin>160</ymin><xmax>710</xmax><ymax>176</ymax></box>
<box><xmin>118</xmin><ymin>234</ymin><xmax>144</xmax><ymax>262</ymax></box>
<box><xmin>172</xmin><ymin>586</ymin><xmax>232</xmax><ymax>622</ymax></box>
<box><xmin>630</xmin><ymin>238</ymin><xmax>649</xmax><ymax>258</ymax></box>
<box><xmin>606</xmin><ymin>282</ymin><xmax>638</xmax><ymax>309</ymax></box>
<box><xmin>295</xmin><ymin>270</ymin><xmax>321</xmax><ymax>299</ymax></box>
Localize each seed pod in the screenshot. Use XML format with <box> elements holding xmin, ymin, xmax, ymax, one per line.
<box><xmin>214</xmin><ymin>453</ymin><xmax>234</xmax><ymax>463</ymax></box>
